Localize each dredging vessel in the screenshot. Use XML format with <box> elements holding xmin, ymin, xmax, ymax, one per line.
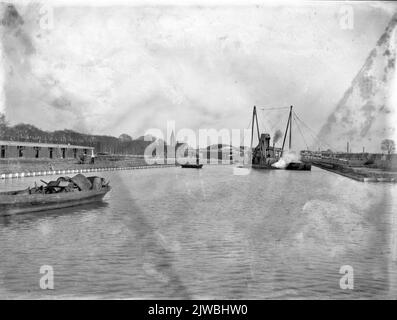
<box><xmin>250</xmin><ymin>105</ymin><xmax>311</xmax><ymax>171</ymax></box>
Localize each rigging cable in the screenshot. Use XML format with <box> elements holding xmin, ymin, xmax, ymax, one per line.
<box><xmin>293</xmin><ymin>113</ymin><xmax>309</xmax><ymax>150</ymax></box>
<box><xmin>258</xmin><ymin>107</ymin><xmax>287</xmax><ymax>134</ymax></box>
<box><xmin>258</xmin><ymin>106</ymin><xmax>290</xmax><ymax>111</ymax></box>
<box><xmin>245</xmin><ymin>117</ymin><xmax>253</xmax><ymax>147</ymax></box>
<box><xmin>295</xmin><ymin>117</ymin><xmax>327</xmax><ymax>150</ymax></box>
<box><xmin>293</xmin><ymin>111</ymin><xmax>335</xmax><ymax>151</ymax></box>
<box><xmin>292</xmin><ymin>111</ymin><xmax>322</xmax><ymax>148</ymax></box>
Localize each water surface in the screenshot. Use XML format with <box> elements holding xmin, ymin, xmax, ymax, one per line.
<box><xmin>0</xmin><ymin>166</ymin><xmax>396</xmax><ymax>299</ymax></box>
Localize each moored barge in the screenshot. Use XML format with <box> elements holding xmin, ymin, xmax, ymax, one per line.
<box><xmin>0</xmin><ymin>174</ymin><xmax>111</xmax><ymax>216</ymax></box>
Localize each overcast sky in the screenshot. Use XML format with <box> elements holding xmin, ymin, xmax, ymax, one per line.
<box><xmin>1</xmin><ymin>1</ymin><xmax>396</xmax><ymax>147</ymax></box>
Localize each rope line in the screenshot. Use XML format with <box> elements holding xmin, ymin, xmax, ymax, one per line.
<box><xmin>258</xmin><ymin>108</ymin><xmax>287</xmax><ymax>134</ymax></box>
<box><xmin>258</xmin><ymin>106</ymin><xmax>290</xmax><ymax>111</ymax></box>
<box><xmin>293</xmin><ymin>111</ymin><xmax>335</xmax><ymax>151</ymax></box>
<box><xmin>293</xmin><ymin>114</ymin><xmax>309</xmax><ymax>150</ymax></box>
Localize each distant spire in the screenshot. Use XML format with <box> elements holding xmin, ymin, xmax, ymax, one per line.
<box><xmin>170</xmin><ymin>130</ymin><xmax>175</xmax><ymax>146</ymax></box>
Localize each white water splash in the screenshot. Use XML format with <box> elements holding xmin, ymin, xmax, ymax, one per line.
<box><xmin>271</xmin><ymin>151</ymin><xmax>301</xmax><ymax>169</ymax></box>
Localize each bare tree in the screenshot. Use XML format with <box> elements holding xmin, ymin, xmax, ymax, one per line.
<box><xmin>381</xmin><ymin>139</ymin><xmax>395</xmax><ymax>154</ymax></box>
<box><xmin>0</xmin><ymin>113</ymin><xmax>8</xmax><ymax>138</ymax></box>
<box><xmin>119</xmin><ymin>133</ymin><xmax>133</xmax><ymax>142</ymax></box>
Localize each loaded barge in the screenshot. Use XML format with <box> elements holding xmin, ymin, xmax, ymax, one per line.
<box><xmin>0</xmin><ymin>174</ymin><xmax>110</xmax><ymax>216</ymax></box>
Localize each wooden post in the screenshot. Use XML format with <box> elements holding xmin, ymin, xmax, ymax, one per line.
<box><xmin>230</xmin><ymin>139</ymin><xmax>233</xmax><ymax>164</ymax></box>
<box><xmin>196</xmin><ymin>150</ymin><xmax>199</xmax><ymax>165</ymax></box>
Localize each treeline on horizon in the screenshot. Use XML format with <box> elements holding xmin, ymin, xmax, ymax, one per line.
<box><xmin>0</xmin><ymin>113</ymin><xmax>160</xmax><ymax>155</ymax></box>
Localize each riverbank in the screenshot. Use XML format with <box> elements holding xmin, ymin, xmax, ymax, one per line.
<box><xmin>312</xmin><ymin>160</ymin><xmax>397</xmax><ymax>182</ymax></box>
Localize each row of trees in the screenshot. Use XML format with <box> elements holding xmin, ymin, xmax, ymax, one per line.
<box><xmin>381</xmin><ymin>139</ymin><xmax>395</xmax><ymax>154</ymax></box>
<box><xmin>0</xmin><ymin>113</ymin><xmax>7</xmax><ymax>138</ymax></box>
<box><xmin>0</xmin><ymin>113</ymin><xmax>154</xmax><ymax>155</ymax></box>
<box><xmin>1</xmin><ymin>113</ymin><xmax>395</xmax><ymax>155</ymax></box>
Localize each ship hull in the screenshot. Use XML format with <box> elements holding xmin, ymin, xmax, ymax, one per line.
<box><xmin>181</xmin><ymin>164</ymin><xmax>203</xmax><ymax>169</ymax></box>
<box><xmin>0</xmin><ymin>187</ymin><xmax>111</xmax><ymax>216</ymax></box>
<box><xmin>285</xmin><ymin>162</ymin><xmax>312</xmax><ymax>171</ymax></box>
<box><xmin>251</xmin><ymin>164</ymin><xmax>278</xmax><ymax>170</ymax></box>
<box><xmin>251</xmin><ymin>161</ymin><xmax>312</xmax><ymax>170</ymax></box>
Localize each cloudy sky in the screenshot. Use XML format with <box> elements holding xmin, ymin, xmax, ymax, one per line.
<box><xmin>0</xmin><ymin>0</ymin><xmax>396</xmax><ymax>147</ymax></box>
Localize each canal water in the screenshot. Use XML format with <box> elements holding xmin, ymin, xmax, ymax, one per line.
<box><xmin>0</xmin><ymin>165</ymin><xmax>397</xmax><ymax>299</ymax></box>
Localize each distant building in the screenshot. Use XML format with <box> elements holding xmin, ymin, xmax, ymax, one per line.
<box><xmin>0</xmin><ymin>140</ymin><xmax>94</xmax><ymax>160</ymax></box>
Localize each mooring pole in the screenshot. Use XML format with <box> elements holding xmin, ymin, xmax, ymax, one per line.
<box><xmin>230</xmin><ymin>138</ymin><xmax>233</xmax><ymax>164</ymax></box>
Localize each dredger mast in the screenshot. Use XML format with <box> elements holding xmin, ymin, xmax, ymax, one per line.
<box><xmin>250</xmin><ymin>106</ymin><xmax>262</xmax><ymax>158</ymax></box>
<box><xmin>281</xmin><ymin>105</ymin><xmax>293</xmax><ymax>157</ymax></box>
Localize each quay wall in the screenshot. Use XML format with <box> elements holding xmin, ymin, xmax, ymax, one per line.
<box><xmin>0</xmin><ymin>163</ymin><xmax>177</xmax><ymax>180</ymax></box>
<box><xmin>0</xmin><ymin>156</ymin><xmax>171</xmax><ymax>178</ymax></box>
<box><xmin>304</xmin><ymin>153</ymin><xmax>397</xmax><ymax>170</ymax></box>
<box><xmin>311</xmin><ymin>159</ymin><xmax>397</xmax><ymax>183</ymax></box>
<box><xmin>0</xmin><ymin>155</ymin><xmax>235</xmax><ymax>180</ymax></box>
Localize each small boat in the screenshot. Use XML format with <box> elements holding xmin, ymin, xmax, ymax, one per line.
<box><xmin>181</xmin><ymin>151</ymin><xmax>203</xmax><ymax>169</ymax></box>
<box><xmin>0</xmin><ymin>174</ymin><xmax>111</xmax><ymax>216</ymax></box>
<box><xmin>181</xmin><ymin>164</ymin><xmax>203</xmax><ymax>169</ymax></box>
